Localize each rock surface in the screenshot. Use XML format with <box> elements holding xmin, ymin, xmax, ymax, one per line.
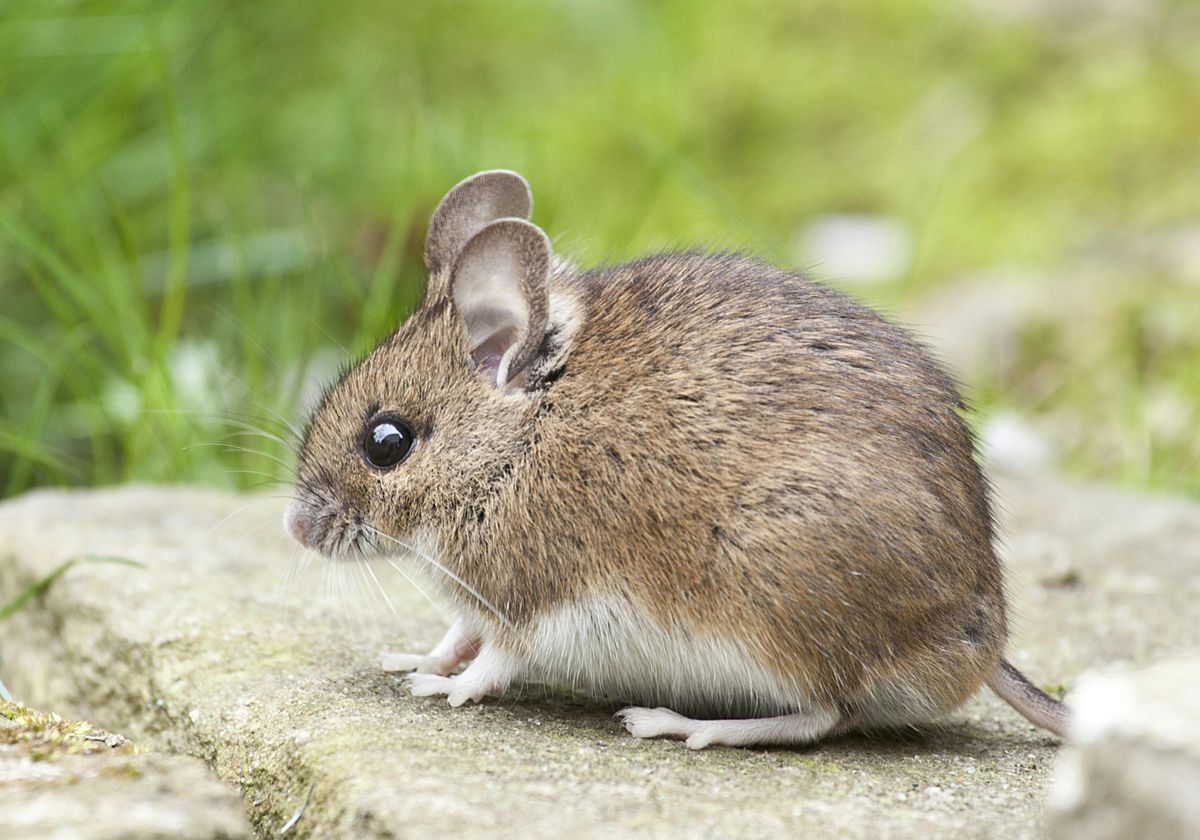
<box><xmin>0</xmin><ymin>701</ymin><xmax>251</xmax><ymax>840</ymax></box>
<box><xmin>1048</xmin><ymin>659</ymin><xmax>1200</xmax><ymax>840</ymax></box>
<box><xmin>0</xmin><ymin>473</ymin><xmax>1197</xmax><ymax>838</ymax></box>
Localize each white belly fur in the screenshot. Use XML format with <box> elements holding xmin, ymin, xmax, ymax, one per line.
<box><xmin>525</xmin><ymin>594</ymin><xmax>815</xmax><ymax>717</ymax></box>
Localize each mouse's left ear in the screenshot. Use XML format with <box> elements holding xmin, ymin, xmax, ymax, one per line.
<box><xmin>449</xmin><ymin>217</ymin><xmax>550</xmax><ymax>391</ymax></box>
<box><xmin>424</xmin><ymin>170</ymin><xmax>532</xmax><ymax>298</ymax></box>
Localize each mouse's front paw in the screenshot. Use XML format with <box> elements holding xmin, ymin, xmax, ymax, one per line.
<box><xmin>404</xmin><ymin>673</ymin><xmax>488</xmax><ymax>707</ymax></box>
<box><xmin>404</xmin><ymin>673</ymin><xmax>454</xmax><ymax>698</ymax></box>
<box><xmin>379</xmin><ymin>652</ymin><xmax>426</xmax><ymax>672</ymax></box>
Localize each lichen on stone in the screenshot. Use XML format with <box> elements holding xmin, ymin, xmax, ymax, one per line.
<box><xmin>0</xmin><ymin>700</ymin><xmax>138</xmax><ymax>761</ymax></box>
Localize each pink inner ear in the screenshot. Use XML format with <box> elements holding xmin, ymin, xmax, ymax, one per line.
<box><xmin>470</xmin><ymin>328</ymin><xmax>515</xmax><ymax>384</ymax></box>
<box><xmin>473</xmin><ymin>352</ymin><xmax>503</xmax><ymax>381</ymax></box>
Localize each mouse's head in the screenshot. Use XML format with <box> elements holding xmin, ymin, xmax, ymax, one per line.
<box><xmin>284</xmin><ymin>170</ymin><xmax>571</xmax><ymax>559</ymax></box>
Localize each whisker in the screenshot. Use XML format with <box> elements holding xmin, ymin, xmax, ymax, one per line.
<box><xmin>314</xmin><ymin>322</ymin><xmax>352</xmax><ymax>360</ymax></box>
<box><xmin>375</xmin><ymin>555</ymin><xmax>451</xmax><ymax>625</ymax></box>
<box><xmin>320</xmin><ymin>550</ymin><xmax>330</xmax><ymax>611</ymax></box>
<box><xmin>343</xmin><ymin>557</ymin><xmax>363</xmax><ymax>634</ymax></box>
<box><xmin>361</xmin><ymin>556</ymin><xmax>400</xmax><ymax>618</ymax></box>
<box><xmin>218</xmin><ymin>427</ymin><xmax>295</xmax><ymax>451</ymax></box>
<box><xmin>142</xmin><ymin>408</ymin><xmax>302</xmax><ymax>445</ymax></box>
<box><xmin>287</xmin><ymin>547</ymin><xmax>317</xmax><ymax>608</ymax></box>
<box><xmin>240</xmin><ymin>402</ymin><xmax>305</xmax><ymax>446</ymax></box>
<box><xmin>185</xmin><ymin>441</ymin><xmax>298</xmax><ymax>478</ymax></box>
<box><xmin>239</xmin><ymin>513</ymin><xmax>288</xmax><ymax>540</ymax></box>
<box><xmin>335</xmin><ymin>558</ymin><xmax>351</xmax><ymax>632</ymax></box>
<box><xmin>239</xmin><ymin>478</ymin><xmax>291</xmax><ymax>492</ymax></box>
<box><xmin>274</xmin><ymin>543</ymin><xmax>311</xmax><ymax>612</ymax></box>
<box><xmin>204</xmin><ymin>495</ymin><xmax>282</xmax><ymax>538</ymax></box>
<box><xmin>366</xmin><ymin>526</ymin><xmax>514</xmax><ymax>630</ymax></box>
<box><xmin>199</xmin><ymin>302</ymin><xmax>310</xmax><ymax>437</ymax></box>
<box><xmin>350</xmin><ymin>561</ymin><xmax>384</xmax><ymax>638</ymax></box>
<box><xmin>222</xmin><ymin>469</ymin><xmax>289</xmax><ymax>483</ymax></box>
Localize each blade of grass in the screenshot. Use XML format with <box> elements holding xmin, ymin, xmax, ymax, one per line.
<box><xmin>0</xmin><ymin>213</ymin><xmax>98</xmax><ymax>328</ymax></box>
<box><xmin>0</xmin><ymin>555</ymin><xmax>145</xmax><ymax>623</ymax></box>
<box><xmin>150</xmin><ymin>36</ymin><xmax>190</xmax><ymax>361</ymax></box>
<box><xmin>5</xmin><ymin>326</ymin><xmax>92</xmax><ymax>495</ymax></box>
<box><xmin>359</xmin><ymin>209</ymin><xmax>410</xmax><ymax>339</ymax></box>
<box><xmin>0</xmin><ymin>427</ymin><xmax>71</xmax><ymax>477</ymax></box>
<box><xmin>0</xmin><ymin>554</ymin><xmax>143</xmax><ymax>702</ymax></box>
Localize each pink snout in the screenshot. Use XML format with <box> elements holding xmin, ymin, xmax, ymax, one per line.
<box><xmin>283</xmin><ymin>500</ymin><xmax>310</xmax><ymax>547</ymax></box>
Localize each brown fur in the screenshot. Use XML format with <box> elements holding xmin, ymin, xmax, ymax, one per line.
<box><xmin>294</xmin><ymin>240</ymin><xmax>1008</xmax><ymax>725</ymax></box>
<box><xmin>289</xmin><ymin>170</ymin><xmax>1078</xmax><ymax>739</ymax></box>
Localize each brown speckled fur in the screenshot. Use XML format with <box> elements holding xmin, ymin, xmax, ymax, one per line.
<box><xmin>294</xmin><ymin>240</ymin><xmax>1008</xmax><ymax>726</ymax></box>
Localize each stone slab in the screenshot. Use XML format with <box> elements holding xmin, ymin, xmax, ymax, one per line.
<box><xmin>1048</xmin><ymin>659</ymin><xmax>1200</xmax><ymax>840</ymax></box>
<box><xmin>0</xmin><ymin>701</ymin><xmax>251</xmax><ymax>840</ymax></box>
<box><xmin>0</xmin><ymin>471</ymin><xmax>1197</xmax><ymax>838</ymax></box>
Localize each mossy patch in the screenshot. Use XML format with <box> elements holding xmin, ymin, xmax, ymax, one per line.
<box><xmin>0</xmin><ymin>700</ymin><xmax>139</xmax><ymax>761</ymax></box>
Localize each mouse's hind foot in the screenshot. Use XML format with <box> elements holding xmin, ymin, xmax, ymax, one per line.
<box><xmin>616</xmin><ymin>705</ymin><xmax>840</xmax><ymax>749</ymax></box>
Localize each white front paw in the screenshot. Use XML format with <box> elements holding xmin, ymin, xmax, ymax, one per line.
<box><xmin>403</xmin><ymin>643</ymin><xmax>514</xmax><ymax>708</ymax></box>
<box><xmin>446</xmin><ymin>683</ymin><xmax>487</xmax><ymax>707</ymax></box>
<box><xmin>405</xmin><ymin>673</ymin><xmax>454</xmax><ymax>698</ymax></box>
<box><xmin>379</xmin><ymin>652</ymin><xmax>426</xmax><ymax>672</ymax></box>
<box><xmin>404</xmin><ymin>673</ymin><xmax>492</xmax><ymax>707</ymax></box>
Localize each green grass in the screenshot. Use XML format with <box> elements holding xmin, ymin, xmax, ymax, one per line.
<box><xmin>0</xmin><ymin>554</ymin><xmax>143</xmax><ymax>700</ymax></box>
<box><xmin>1</xmin><ymin>0</ymin><xmax>1198</xmax><ymax>498</ymax></box>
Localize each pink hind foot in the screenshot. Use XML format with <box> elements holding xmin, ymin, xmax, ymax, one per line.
<box><xmin>616</xmin><ymin>705</ymin><xmax>840</xmax><ymax>749</ymax></box>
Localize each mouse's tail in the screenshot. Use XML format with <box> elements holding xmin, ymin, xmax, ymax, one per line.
<box><xmin>987</xmin><ymin>659</ymin><xmax>1071</xmax><ymax>739</ymax></box>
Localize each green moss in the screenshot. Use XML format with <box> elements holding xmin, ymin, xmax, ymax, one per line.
<box><xmin>99</xmin><ymin>760</ymin><xmax>147</xmax><ymax>780</ymax></box>
<box><xmin>0</xmin><ymin>700</ymin><xmax>139</xmax><ymax>761</ymax></box>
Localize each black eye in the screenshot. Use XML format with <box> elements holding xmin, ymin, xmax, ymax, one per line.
<box><xmin>362</xmin><ymin>417</ymin><xmax>415</xmax><ymax>469</ymax></box>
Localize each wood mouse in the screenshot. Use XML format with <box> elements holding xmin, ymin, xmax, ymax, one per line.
<box><xmin>284</xmin><ymin>170</ymin><xmax>1070</xmax><ymax>748</ymax></box>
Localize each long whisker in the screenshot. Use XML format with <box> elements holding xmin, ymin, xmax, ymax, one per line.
<box><xmin>283</xmin><ymin>546</ymin><xmax>317</xmax><ymax>609</ymax></box>
<box><xmin>200</xmin><ymin>301</ymin><xmax>310</xmax><ymax>436</ymax></box>
<box><xmin>185</xmin><ymin>442</ymin><xmax>298</xmax><ymax>479</ymax></box>
<box><xmin>322</xmin><ymin>548</ymin><xmax>333</xmax><ymax>612</ymax></box>
<box><xmin>314</xmin><ymin>321</ymin><xmax>352</xmax><ymax>360</ymax></box>
<box><xmin>238</xmin><ymin>512</ymin><xmax>290</xmax><ymax>540</ymax></box>
<box><xmin>222</xmin><ymin>469</ymin><xmax>290</xmax><ymax>483</ymax></box>
<box><xmin>239</xmin><ymin>400</ymin><xmax>305</xmax><ymax>446</ymax></box>
<box><xmin>369</xmin><ymin>550</ymin><xmax>450</xmax><ymax>624</ymax></box>
<box><xmin>381</xmin><ymin>557</ymin><xmax>464</xmax><ymax>627</ymax></box>
<box><xmin>222</xmin><ymin>412</ymin><xmax>303</xmax><ymax>446</ymax></box>
<box><xmin>185</xmin><ymin>439</ymin><xmax>295</xmax><ymax>464</ymax></box>
<box><xmin>204</xmin><ymin>495</ymin><xmax>283</xmax><ymax>538</ymax></box>
<box><xmin>349</xmin><ymin>558</ymin><xmax>383</xmax><ymax>640</ymax></box>
<box><xmin>335</xmin><ymin>557</ymin><xmax>352</xmax><ymax>633</ymax></box>
<box><xmin>366</xmin><ymin>526</ymin><xmax>514</xmax><ymax>630</ymax></box>
<box><xmin>142</xmin><ymin>408</ymin><xmax>302</xmax><ymax>446</ymax></box>
<box><xmin>219</xmin><ymin>427</ymin><xmax>295</xmax><ymax>451</ymax></box>
<box><xmin>276</xmin><ymin>543</ymin><xmax>315</xmax><ymax>612</ymax></box>
<box><xmin>361</xmin><ymin>556</ymin><xmax>399</xmax><ymax>617</ymax></box>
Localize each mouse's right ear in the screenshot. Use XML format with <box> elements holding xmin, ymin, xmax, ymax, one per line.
<box><xmin>424</xmin><ymin>170</ymin><xmax>533</xmax><ymax>298</ymax></box>
<box><xmin>449</xmin><ymin>217</ymin><xmax>551</xmax><ymax>392</ymax></box>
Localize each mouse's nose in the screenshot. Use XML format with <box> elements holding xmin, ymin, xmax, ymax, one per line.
<box><xmin>283</xmin><ymin>499</ymin><xmax>310</xmax><ymax>547</ymax></box>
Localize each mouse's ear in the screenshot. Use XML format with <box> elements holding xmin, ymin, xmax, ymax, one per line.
<box><xmin>424</xmin><ymin>170</ymin><xmax>532</xmax><ymax>290</ymax></box>
<box><xmin>449</xmin><ymin>217</ymin><xmax>550</xmax><ymax>390</ymax></box>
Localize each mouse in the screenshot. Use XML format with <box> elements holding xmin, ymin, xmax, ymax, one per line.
<box><xmin>284</xmin><ymin>169</ymin><xmax>1070</xmax><ymax>749</ymax></box>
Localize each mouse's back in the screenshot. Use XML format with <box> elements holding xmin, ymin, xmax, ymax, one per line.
<box><xmin>492</xmin><ymin>250</ymin><xmax>1006</xmax><ymax>723</ymax></box>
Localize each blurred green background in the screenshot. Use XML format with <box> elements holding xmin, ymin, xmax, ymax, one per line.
<box><xmin>1</xmin><ymin>0</ymin><xmax>1198</xmax><ymax>500</ymax></box>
